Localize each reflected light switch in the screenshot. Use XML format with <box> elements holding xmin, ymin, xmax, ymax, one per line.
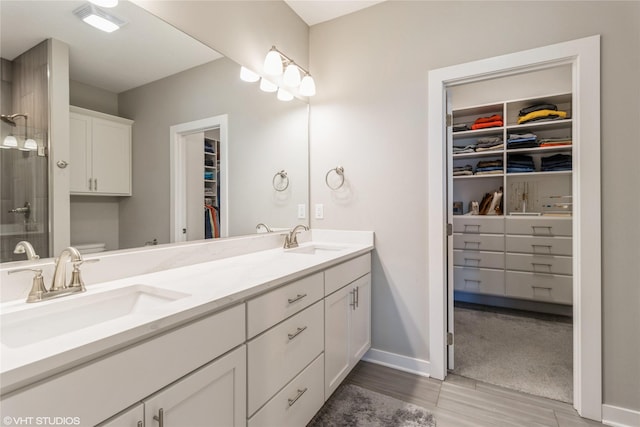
<box><xmin>315</xmin><ymin>204</ymin><xmax>324</xmax><ymax>219</ymax></box>
<box><xmin>297</xmin><ymin>204</ymin><xmax>306</xmax><ymax>219</ymax></box>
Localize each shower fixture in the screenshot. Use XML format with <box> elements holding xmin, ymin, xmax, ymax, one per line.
<box><xmin>1</xmin><ymin>113</ymin><xmax>27</xmax><ymax>126</ymax></box>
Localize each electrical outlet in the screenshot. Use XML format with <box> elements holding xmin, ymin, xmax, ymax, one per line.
<box><xmin>315</xmin><ymin>204</ymin><xmax>324</xmax><ymax>219</ymax></box>
<box><xmin>297</xmin><ymin>204</ymin><xmax>306</xmax><ymax>219</ymax></box>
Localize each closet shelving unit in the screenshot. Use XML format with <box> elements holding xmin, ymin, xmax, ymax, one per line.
<box><xmin>451</xmin><ymin>93</ymin><xmax>574</xmax><ymax>312</ymax></box>
<box><xmin>204</xmin><ymin>137</ymin><xmax>219</xmax><ymax>208</ymax></box>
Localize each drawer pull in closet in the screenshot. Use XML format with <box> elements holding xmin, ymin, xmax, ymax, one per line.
<box><xmin>531</xmin><ymin>262</ymin><xmax>553</xmax><ymax>272</ymax></box>
<box><xmin>531</xmin><ymin>244</ymin><xmax>553</xmax><ymax>253</ymax></box>
<box><xmin>287</xmin><ymin>326</ymin><xmax>307</xmax><ymax>340</ymax></box>
<box><xmin>463</xmin><ymin>241</ymin><xmax>481</xmax><ymax>248</ymax></box>
<box><xmin>464</xmin><ymin>257</ymin><xmax>481</xmax><ymax>266</ymax></box>
<box><xmin>287</xmin><ymin>293</ymin><xmax>307</xmax><ymax>304</ymax></box>
<box><xmin>464</xmin><ymin>224</ymin><xmax>481</xmax><ymax>232</ymax></box>
<box><xmin>288</xmin><ymin>387</ymin><xmax>308</xmax><ymax>406</ymax></box>
<box><xmin>153</xmin><ymin>408</ymin><xmax>164</xmax><ymax>427</ymax></box>
<box><xmin>531</xmin><ymin>225</ymin><xmax>553</xmax><ymax>235</ymax></box>
<box><xmin>532</xmin><ymin>286</ymin><xmax>553</xmax><ymax>298</ymax></box>
<box><xmin>464</xmin><ymin>279</ymin><xmax>481</xmax><ymax>290</ymax></box>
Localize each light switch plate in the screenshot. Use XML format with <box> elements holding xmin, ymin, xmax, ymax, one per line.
<box><xmin>297</xmin><ymin>204</ymin><xmax>306</xmax><ymax>219</ymax></box>
<box><xmin>315</xmin><ymin>204</ymin><xmax>324</xmax><ymax>219</ymax></box>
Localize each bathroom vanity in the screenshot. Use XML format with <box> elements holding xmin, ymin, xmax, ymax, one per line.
<box><xmin>0</xmin><ymin>230</ymin><xmax>373</xmax><ymax>427</ymax></box>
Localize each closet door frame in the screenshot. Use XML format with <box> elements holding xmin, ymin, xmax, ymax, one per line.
<box><xmin>427</xmin><ymin>35</ymin><xmax>601</xmax><ymax>421</ymax></box>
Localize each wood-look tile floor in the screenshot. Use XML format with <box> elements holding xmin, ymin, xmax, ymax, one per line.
<box><xmin>344</xmin><ymin>361</ymin><xmax>603</xmax><ymax>426</ymax></box>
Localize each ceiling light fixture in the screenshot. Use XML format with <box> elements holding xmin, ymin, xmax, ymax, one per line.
<box><xmin>88</xmin><ymin>0</ymin><xmax>118</xmax><ymax>7</ymax></box>
<box><xmin>240</xmin><ymin>66</ymin><xmax>260</xmax><ymax>83</ymax></box>
<box><xmin>73</xmin><ymin>3</ymin><xmax>126</xmax><ymax>33</ymax></box>
<box><xmin>261</xmin><ymin>46</ymin><xmax>316</xmax><ymax>97</ymax></box>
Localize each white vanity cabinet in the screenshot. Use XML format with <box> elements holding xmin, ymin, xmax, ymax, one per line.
<box><xmin>69</xmin><ymin>106</ymin><xmax>133</xmax><ymax>196</ymax></box>
<box><xmin>324</xmin><ymin>254</ymin><xmax>372</xmax><ymax>397</ymax></box>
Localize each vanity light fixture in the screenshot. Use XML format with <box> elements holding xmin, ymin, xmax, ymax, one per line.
<box><xmin>2</xmin><ymin>135</ymin><xmax>18</xmax><ymax>148</ymax></box>
<box><xmin>240</xmin><ymin>66</ymin><xmax>260</xmax><ymax>83</ymax></box>
<box><xmin>261</xmin><ymin>46</ymin><xmax>316</xmax><ymax>96</ymax></box>
<box><xmin>277</xmin><ymin>88</ymin><xmax>294</xmax><ymax>102</ymax></box>
<box><xmin>73</xmin><ymin>3</ymin><xmax>126</xmax><ymax>33</ymax></box>
<box><xmin>23</xmin><ymin>138</ymin><xmax>38</xmax><ymax>151</ymax></box>
<box><xmin>259</xmin><ymin>77</ymin><xmax>278</xmax><ymax>93</ymax></box>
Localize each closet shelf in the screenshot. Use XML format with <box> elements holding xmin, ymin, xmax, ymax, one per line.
<box><xmin>453</xmin><ymin>174</ymin><xmax>504</xmax><ymax>180</ymax></box>
<box><xmin>452</xmin><ymin>127</ymin><xmax>503</xmax><ymax>139</ymax></box>
<box><xmin>506</xmin><ymin>171</ymin><xmax>571</xmax><ymax>177</ymax></box>
<box><xmin>453</xmin><ymin>150</ymin><xmax>503</xmax><ymax>158</ymax></box>
<box><xmin>506</xmin><ymin>145</ymin><xmax>572</xmax><ymax>155</ymax></box>
<box><xmin>506</xmin><ymin>118</ymin><xmax>572</xmax><ymax>131</ymax></box>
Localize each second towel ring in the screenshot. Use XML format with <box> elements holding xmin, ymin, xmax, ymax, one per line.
<box><xmin>325</xmin><ymin>166</ymin><xmax>345</xmax><ymax>190</ymax></box>
<box><xmin>273</xmin><ymin>170</ymin><xmax>289</xmax><ymax>191</ymax></box>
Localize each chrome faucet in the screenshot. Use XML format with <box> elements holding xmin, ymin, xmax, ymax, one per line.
<box><xmin>256</xmin><ymin>223</ymin><xmax>273</xmax><ymax>233</ymax></box>
<box><xmin>13</xmin><ymin>241</ymin><xmax>39</xmax><ymax>260</ymax></box>
<box><xmin>9</xmin><ymin>246</ymin><xmax>99</xmax><ymax>303</ymax></box>
<box><xmin>284</xmin><ymin>225</ymin><xmax>309</xmax><ymax>249</ymax></box>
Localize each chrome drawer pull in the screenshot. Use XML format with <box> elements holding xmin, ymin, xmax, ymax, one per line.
<box><xmin>531</xmin><ymin>225</ymin><xmax>552</xmax><ymax>235</ymax></box>
<box><xmin>350</xmin><ymin>289</ymin><xmax>356</xmax><ymax>309</ymax></box>
<box><xmin>287</xmin><ymin>293</ymin><xmax>307</xmax><ymax>304</ymax></box>
<box><xmin>288</xmin><ymin>326</ymin><xmax>307</xmax><ymax>340</ymax></box>
<box><xmin>355</xmin><ymin>286</ymin><xmax>359</xmax><ymax>308</ymax></box>
<box><xmin>531</xmin><ymin>262</ymin><xmax>553</xmax><ymax>272</ymax></box>
<box><xmin>464</xmin><ymin>257</ymin><xmax>481</xmax><ymax>265</ymax></box>
<box><xmin>531</xmin><ymin>244</ymin><xmax>552</xmax><ymax>253</ymax></box>
<box><xmin>463</xmin><ymin>241</ymin><xmax>481</xmax><ymax>247</ymax></box>
<box><xmin>464</xmin><ymin>224</ymin><xmax>481</xmax><ymax>231</ymax></box>
<box><xmin>153</xmin><ymin>408</ymin><xmax>164</xmax><ymax>427</ymax></box>
<box><xmin>288</xmin><ymin>387</ymin><xmax>308</xmax><ymax>406</ymax></box>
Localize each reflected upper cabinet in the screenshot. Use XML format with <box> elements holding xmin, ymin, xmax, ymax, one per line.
<box><xmin>69</xmin><ymin>106</ymin><xmax>133</xmax><ymax>196</ymax></box>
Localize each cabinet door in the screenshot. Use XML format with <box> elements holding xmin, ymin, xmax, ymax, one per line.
<box><xmin>350</xmin><ymin>274</ymin><xmax>371</xmax><ymax>367</ymax></box>
<box><xmin>91</xmin><ymin>117</ymin><xmax>131</xmax><ymax>195</ymax></box>
<box><xmin>144</xmin><ymin>345</ymin><xmax>246</xmax><ymax>427</ymax></box>
<box><xmin>69</xmin><ymin>112</ymin><xmax>92</xmax><ymax>193</ymax></box>
<box><xmin>324</xmin><ymin>284</ymin><xmax>352</xmax><ymax>398</ymax></box>
<box><xmin>97</xmin><ymin>403</ymin><xmax>143</xmax><ymax>427</ymax></box>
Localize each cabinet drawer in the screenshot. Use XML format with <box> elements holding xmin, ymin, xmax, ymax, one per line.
<box><xmin>248</xmin><ymin>354</ymin><xmax>324</xmax><ymax>427</ymax></box>
<box><xmin>506</xmin><ymin>271</ymin><xmax>572</xmax><ymax>304</ymax></box>
<box><xmin>506</xmin><ymin>253</ymin><xmax>572</xmax><ymax>275</ymax></box>
<box><xmin>454</xmin><ymin>267</ymin><xmax>505</xmax><ymax>296</ymax></box>
<box><xmin>453</xmin><ymin>217</ymin><xmax>504</xmax><ymax>234</ymax></box>
<box><xmin>506</xmin><ymin>217</ymin><xmax>572</xmax><ymax>236</ymax></box>
<box><xmin>1</xmin><ymin>304</ymin><xmax>246</xmax><ymax>427</ymax></box>
<box><xmin>454</xmin><ymin>250</ymin><xmax>504</xmax><ymax>269</ymax></box>
<box><xmin>247</xmin><ymin>272</ymin><xmax>323</xmax><ymax>338</ymax></box>
<box><xmin>453</xmin><ymin>234</ymin><xmax>504</xmax><ymax>252</ymax></box>
<box><xmin>506</xmin><ymin>235</ymin><xmax>572</xmax><ymax>256</ymax></box>
<box><xmin>247</xmin><ymin>301</ymin><xmax>324</xmax><ymax>416</ymax></box>
<box><xmin>325</xmin><ymin>253</ymin><xmax>371</xmax><ymax>296</ymax></box>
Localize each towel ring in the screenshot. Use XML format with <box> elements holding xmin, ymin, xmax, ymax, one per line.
<box><xmin>325</xmin><ymin>166</ymin><xmax>345</xmax><ymax>190</ymax></box>
<box><xmin>272</xmin><ymin>170</ymin><xmax>289</xmax><ymax>192</ymax></box>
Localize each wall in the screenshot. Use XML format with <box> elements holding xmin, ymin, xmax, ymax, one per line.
<box><xmin>117</xmin><ymin>57</ymin><xmax>308</xmax><ymax>248</ymax></box>
<box><xmin>69</xmin><ymin>81</ymin><xmax>119</xmax><ymax>116</ymax></box>
<box><xmin>309</xmin><ymin>0</ymin><xmax>639</xmax><ymax>413</ymax></box>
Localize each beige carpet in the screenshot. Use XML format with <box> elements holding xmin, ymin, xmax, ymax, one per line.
<box><xmin>453</xmin><ymin>306</ymin><xmax>573</xmax><ymax>403</ymax></box>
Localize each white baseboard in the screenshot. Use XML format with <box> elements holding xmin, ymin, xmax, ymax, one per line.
<box><xmin>602</xmin><ymin>404</ymin><xmax>640</xmax><ymax>427</ymax></box>
<box><xmin>362</xmin><ymin>348</ymin><xmax>431</xmax><ymax>378</ymax></box>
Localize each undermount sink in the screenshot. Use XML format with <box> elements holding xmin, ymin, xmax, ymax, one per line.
<box><xmin>285</xmin><ymin>244</ymin><xmax>347</xmax><ymax>255</ymax></box>
<box><xmin>1</xmin><ymin>284</ymin><xmax>190</xmax><ymax>348</ymax></box>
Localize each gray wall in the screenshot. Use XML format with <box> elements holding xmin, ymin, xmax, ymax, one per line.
<box><xmin>117</xmin><ymin>57</ymin><xmax>308</xmax><ymax>248</ymax></box>
<box><xmin>308</xmin><ymin>0</ymin><xmax>639</xmax><ymax>412</ymax></box>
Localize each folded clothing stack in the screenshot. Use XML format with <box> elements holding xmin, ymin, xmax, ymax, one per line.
<box><xmin>453</xmin><ymin>123</ymin><xmax>470</xmax><ymax>132</ymax></box>
<box><xmin>539</xmin><ymin>136</ymin><xmax>572</xmax><ymax>147</ymax></box>
<box><xmin>475</xmin><ymin>159</ymin><xmax>503</xmax><ymax>175</ymax></box>
<box><xmin>541</xmin><ymin>153</ymin><xmax>572</xmax><ymax>171</ymax></box>
<box><xmin>204</xmin><ymin>171</ymin><xmax>214</xmax><ymax>180</ymax></box>
<box><xmin>476</xmin><ymin>136</ymin><xmax>503</xmax><ymax>152</ymax></box>
<box><xmin>507</xmin><ymin>132</ymin><xmax>539</xmax><ymax>149</ymax></box>
<box><xmin>471</xmin><ymin>114</ymin><xmax>503</xmax><ymax>130</ymax></box>
<box><xmin>453</xmin><ymin>144</ymin><xmax>476</xmax><ymax>154</ymax></box>
<box><xmin>507</xmin><ymin>154</ymin><xmax>535</xmax><ymax>173</ymax></box>
<box><xmin>517</xmin><ymin>103</ymin><xmax>568</xmax><ymax>124</ymax></box>
<box><xmin>204</xmin><ymin>141</ymin><xmax>214</xmax><ymax>153</ymax></box>
<box><xmin>453</xmin><ymin>165</ymin><xmax>473</xmax><ymax>176</ymax></box>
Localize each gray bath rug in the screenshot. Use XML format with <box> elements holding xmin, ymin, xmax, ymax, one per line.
<box><xmin>307</xmin><ymin>384</ymin><xmax>436</xmax><ymax>427</ymax></box>
<box><xmin>453</xmin><ymin>307</ymin><xmax>572</xmax><ymax>403</ymax></box>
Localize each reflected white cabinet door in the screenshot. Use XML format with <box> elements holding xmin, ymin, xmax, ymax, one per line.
<box><xmin>97</xmin><ymin>403</ymin><xmax>143</xmax><ymax>427</ymax></box>
<box><xmin>144</xmin><ymin>345</ymin><xmax>246</xmax><ymax>427</ymax></box>
<box><xmin>69</xmin><ymin>113</ymin><xmax>91</xmax><ymax>193</ymax></box>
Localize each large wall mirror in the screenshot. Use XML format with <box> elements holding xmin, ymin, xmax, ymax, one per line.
<box><xmin>0</xmin><ymin>0</ymin><xmax>309</xmax><ymax>263</ymax></box>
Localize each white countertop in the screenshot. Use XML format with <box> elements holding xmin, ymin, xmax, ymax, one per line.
<box><xmin>0</xmin><ymin>232</ymin><xmax>373</xmax><ymax>395</ymax></box>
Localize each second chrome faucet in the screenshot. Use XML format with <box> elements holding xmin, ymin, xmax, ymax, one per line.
<box><xmin>284</xmin><ymin>225</ymin><xmax>309</xmax><ymax>249</ymax></box>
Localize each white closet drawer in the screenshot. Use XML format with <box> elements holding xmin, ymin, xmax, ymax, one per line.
<box><xmin>453</xmin><ymin>217</ymin><xmax>504</xmax><ymax>234</ymax></box>
<box><xmin>454</xmin><ymin>267</ymin><xmax>505</xmax><ymax>296</ymax></box>
<box><xmin>506</xmin><ymin>253</ymin><xmax>572</xmax><ymax>275</ymax></box>
<box><xmin>453</xmin><ymin>234</ymin><xmax>504</xmax><ymax>252</ymax></box>
<box><xmin>248</xmin><ymin>354</ymin><xmax>324</xmax><ymax>427</ymax></box>
<box><xmin>453</xmin><ymin>250</ymin><xmax>504</xmax><ymax>269</ymax></box>
<box><xmin>505</xmin><ymin>271</ymin><xmax>572</xmax><ymax>304</ymax></box>
<box><xmin>506</xmin><ymin>235</ymin><xmax>572</xmax><ymax>256</ymax></box>
<box><xmin>506</xmin><ymin>217</ymin><xmax>572</xmax><ymax>236</ymax></box>
<box><xmin>325</xmin><ymin>253</ymin><xmax>371</xmax><ymax>295</ymax></box>
<box><xmin>247</xmin><ymin>272</ymin><xmax>323</xmax><ymax>338</ymax></box>
<box><xmin>247</xmin><ymin>301</ymin><xmax>323</xmax><ymax>416</ymax></box>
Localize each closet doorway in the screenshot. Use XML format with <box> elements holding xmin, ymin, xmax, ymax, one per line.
<box><xmin>170</xmin><ymin>115</ymin><xmax>229</xmax><ymax>242</ymax></box>
<box><xmin>427</xmin><ymin>36</ymin><xmax>601</xmax><ymax>420</ymax></box>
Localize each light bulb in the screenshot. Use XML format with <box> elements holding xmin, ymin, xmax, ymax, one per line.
<box><xmin>240</xmin><ymin>66</ymin><xmax>260</xmax><ymax>83</ymax></box>
<box><xmin>24</xmin><ymin>138</ymin><xmax>38</xmax><ymax>151</ymax></box>
<box><xmin>88</xmin><ymin>0</ymin><xmax>118</xmax><ymax>7</ymax></box>
<box><xmin>277</xmin><ymin>88</ymin><xmax>293</xmax><ymax>102</ymax></box>
<box><xmin>259</xmin><ymin>78</ymin><xmax>278</xmax><ymax>93</ymax></box>
<box><xmin>3</xmin><ymin>135</ymin><xmax>18</xmax><ymax>148</ymax></box>
<box><xmin>263</xmin><ymin>49</ymin><xmax>283</xmax><ymax>76</ymax></box>
<box><xmin>299</xmin><ymin>75</ymin><xmax>316</xmax><ymax>96</ymax></box>
<box><xmin>283</xmin><ymin>63</ymin><xmax>301</xmax><ymax>87</ymax></box>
